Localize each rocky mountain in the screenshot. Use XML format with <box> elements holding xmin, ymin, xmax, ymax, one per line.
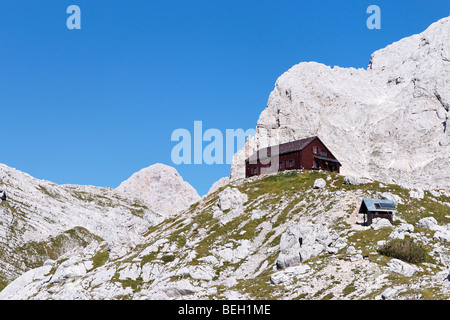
<box><xmin>0</xmin><ymin>163</ymin><xmax>165</xmax><ymax>290</ymax></box>
<box><xmin>116</xmin><ymin>163</ymin><xmax>201</xmax><ymax>216</ymax></box>
<box><xmin>1</xmin><ymin>17</ymin><xmax>450</xmax><ymax>301</ymax></box>
<box><xmin>231</xmin><ymin>16</ymin><xmax>450</xmax><ymax>190</ymax></box>
<box><xmin>1</xmin><ymin>170</ymin><xmax>448</xmax><ymax>300</ymax></box>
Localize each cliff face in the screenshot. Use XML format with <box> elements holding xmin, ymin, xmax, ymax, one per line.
<box><xmin>231</xmin><ymin>17</ymin><xmax>450</xmax><ymax>190</ymax></box>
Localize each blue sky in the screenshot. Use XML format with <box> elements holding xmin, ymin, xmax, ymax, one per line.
<box><xmin>1</xmin><ymin>1</ymin><xmax>450</xmax><ymax>196</ymax></box>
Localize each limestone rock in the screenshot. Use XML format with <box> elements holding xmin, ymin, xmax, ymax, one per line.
<box><xmin>231</xmin><ymin>16</ymin><xmax>450</xmax><ymax>191</ymax></box>
<box><xmin>313</xmin><ymin>178</ymin><xmax>326</xmax><ymax>189</ymax></box>
<box><xmin>387</xmin><ymin>258</ymin><xmax>421</xmax><ymax>277</ymax></box>
<box><xmin>217</xmin><ymin>187</ymin><xmax>248</xmax><ymax>211</ymax></box>
<box><xmin>206</xmin><ymin>177</ymin><xmax>231</xmax><ymax>196</ymax></box>
<box><xmin>343</xmin><ymin>176</ymin><xmax>368</xmax><ymax>185</ymax></box>
<box><xmin>276</xmin><ymin>221</ymin><xmax>336</xmax><ymax>269</ymax></box>
<box><xmin>116</xmin><ymin>163</ymin><xmax>200</xmax><ymax>216</ymax></box>
<box><xmin>371</xmin><ymin>218</ymin><xmax>392</xmax><ymax>230</ymax></box>
<box><xmin>433</xmin><ymin>229</ymin><xmax>450</xmax><ymax>242</ymax></box>
<box><xmin>380</xmin><ymin>192</ymin><xmax>404</xmax><ymax>205</ymax></box>
<box><xmin>409</xmin><ymin>188</ymin><xmax>425</xmax><ymax>200</ymax></box>
<box><xmin>390</xmin><ymin>223</ymin><xmax>415</xmax><ymax>240</ymax></box>
<box><xmin>416</xmin><ymin>217</ymin><xmax>439</xmax><ymax>230</ymax></box>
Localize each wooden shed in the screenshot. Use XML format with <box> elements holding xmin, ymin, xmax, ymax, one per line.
<box><xmin>358</xmin><ymin>199</ymin><xmax>397</xmax><ymax>226</ymax></box>
<box><xmin>245</xmin><ymin>136</ymin><xmax>341</xmax><ymax>178</ymax></box>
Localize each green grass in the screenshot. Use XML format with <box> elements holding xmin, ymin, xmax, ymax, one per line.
<box><xmin>378</xmin><ymin>238</ymin><xmax>427</xmax><ymax>264</ymax></box>
<box><xmin>161</xmin><ymin>255</ymin><xmax>176</xmax><ymax>264</ymax></box>
<box><xmin>92</xmin><ymin>250</ymin><xmax>110</xmax><ymax>269</ymax></box>
<box><xmin>17</xmin><ymin>227</ymin><xmax>103</xmax><ymax>270</ymax></box>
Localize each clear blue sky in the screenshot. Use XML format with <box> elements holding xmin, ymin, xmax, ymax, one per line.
<box><xmin>1</xmin><ymin>1</ymin><xmax>449</xmax><ymax>196</ymax></box>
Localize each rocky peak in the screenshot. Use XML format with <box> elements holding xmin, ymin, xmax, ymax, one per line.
<box><xmin>116</xmin><ymin>163</ymin><xmax>200</xmax><ymax>216</ymax></box>
<box><xmin>231</xmin><ymin>16</ymin><xmax>450</xmax><ymax>190</ymax></box>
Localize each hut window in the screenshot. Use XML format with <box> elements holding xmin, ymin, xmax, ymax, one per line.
<box><xmin>253</xmin><ymin>167</ymin><xmax>258</xmax><ymax>175</ymax></box>
<box><xmin>320</xmin><ymin>151</ymin><xmax>327</xmax><ymax>157</ymax></box>
<box><xmin>313</xmin><ymin>146</ymin><xmax>319</xmax><ymax>154</ymax></box>
<box><xmin>279</xmin><ymin>161</ymin><xmax>284</xmax><ymax>169</ymax></box>
<box><xmin>289</xmin><ymin>160</ymin><xmax>294</xmax><ymax>168</ymax></box>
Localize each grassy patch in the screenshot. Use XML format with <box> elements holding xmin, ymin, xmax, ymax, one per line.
<box><xmin>17</xmin><ymin>227</ymin><xmax>103</xmax><ymax>270</ymax></box>
<box><xmin>161</xmin><ymin>255</ymin><xmax>176</xmax><ymax>264</ymax></box>
<box><xmin>92</xmin><ymin>250</ymin><xmax>110</xmax><ymax>269</ymax></box>
<box><xmin>378</xmin><ymin>239</ymin><xmax>427</xmax><ymax>264</ymax></box>
<box><xmin>342</xmin><ymin>282</ymin><xmax>357</xmax><ymax>297</ymax></box>
<box><xmin>347</xmin><ymin>227</ymin><xmax>392</xmax><ymax>257</ymax></box>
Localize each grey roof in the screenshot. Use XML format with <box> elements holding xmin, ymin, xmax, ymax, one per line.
<box><xmin>358</xmin><ymin>199</ymin><xmax>397</xmax><ymax>214</ymax></box>
<box><xmin>246</xmin><ymin>136</ymin><xmax>318</xmax><ymax>162</ymax></box>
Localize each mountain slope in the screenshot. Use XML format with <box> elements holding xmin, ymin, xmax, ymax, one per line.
<box><xmin>2</xmin><ymin>170</ymin><xmax>448</xmax><ymax>300</ymax></box>
<box><xmin>0</xmin><ymin>163</ymin><xmax>164</xmax><ymax>290</ymax></box>
<box><xmin>231</xmin><ymin>16</ymin><xmax>450</xmax><ymax>190</ymax></box>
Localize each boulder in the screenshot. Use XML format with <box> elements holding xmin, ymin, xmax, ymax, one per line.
<box><xmin>313</xmin><ymin>178</ymin><xmax>326</xmax><ymax>189</ymax></box>
<box><xmin>380</xmin><ymin>192</ymin><xmax>404</xmax><ymax>205</ymax></box>
<box><xmin>371</xmin><ymin>218</ymin><xmax>392</xmax><ymax>230</ymax></box>
<box><xmin>387</xmin><ymin>258</ymin><xmax>420</xmax><ymax>277</ymax></box>
<box><xmin>217</xmin><ymin>187</ymin><xmax>248</xmax><ymax>211</ymax></box>
<box><xmin>343</xmin><ymin>176</ymin><xmax>367</xmax><ymax>185</ymax></box>
<box><xmin>416</xmin><ymin>217</ymin><xmax>439</xmax><ymax>230</ymax></box>
<box><xmin>163</xmin><ymin>279</ymin><xmax>201</xmax><ymax>298</ymax></box>
<box><xmin>381</xmin><ymin>287</ymin><xmax>398</xmax><ymax>300</ymax></box>
<box><xmin>270</xmin><ymin>272</ymin><xmax>290</xmax><ymax>285</ymax></box>
<box><xmin>409</xmin><ymin>188</ymin><xmax>424</xmax><ymax>199</ymax></box>
<box><xmin>276</xmin><ymin>221</ymin><xmax>335</xmax><ymax>269</ymax></box>
<box><xmin>433</xmin><ymin>229</ymin><xmax>450</xmax><ymax>243</ymax></box>
<box><xmin>389</xmin><ymin>223</ymin><xmax>414</xmax><ymax>240</ymax></box>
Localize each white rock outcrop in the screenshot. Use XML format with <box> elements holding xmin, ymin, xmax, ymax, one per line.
<box><xmin>313</xmin><ymin>178</ymin><xmax>326</xmax><ymax>189</ymax></box>
<box><xmin>416</xmin><ymin>216</ymin><xmax>440</xmax><ymax>230</ymax></box>
<box><xmin>206</xmin><ymin>177</ymin><xmax>231</xmax><ymax>196</ymax></box>
<box><xmin>217</xmin><ymin>187</ymin><xmax>247</xmax><ymax>211</ymax></box>
<box><xmin>371</xmin><ymin>218</ymin><xmax>393</xmax><ymax>230</ymax></box>
<box><xmin>276</xmin><ymin>221</ymin><xmax>339</xmax><ymax>269</ymax></box>
<box><xmin>116</xmin><ymin>163</ymin><xmax>200</xmax><ymax>216</ymax></box>
<box><xmin>387</xmin><ymin>258</ymin><xmax>421</xmax><ymax>277</ymax></box>
<box><xmin>231</xmin><ymin>16</ymin><xmax>450</xmax><ymax>190</ymax></box>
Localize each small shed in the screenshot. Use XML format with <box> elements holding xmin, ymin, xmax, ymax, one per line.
<box><xmin>358</xmin><ymin>199</ymin><xmax>397</xmax><ymax>226</ymax></box>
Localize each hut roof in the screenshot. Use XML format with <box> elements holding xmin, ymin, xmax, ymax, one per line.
<box><xmin>358</xmin><ymin>199</ymin><xmax>397</xmax><ymax>214</ymax></box>
<box><xmin>245</xmin><ymin>136</ymin><xmax>318</xmax><ymax>162</ymax></box>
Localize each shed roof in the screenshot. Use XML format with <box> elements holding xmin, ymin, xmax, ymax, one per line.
<box><xmin>358</xmin><ymin>199</ymin><xmax>397</xmax><ymax>214</ymax></box>
<box><xmin>246</xmin><ymin>136</ymin><xmax>318</xmax><ymax>162</ymax></box>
